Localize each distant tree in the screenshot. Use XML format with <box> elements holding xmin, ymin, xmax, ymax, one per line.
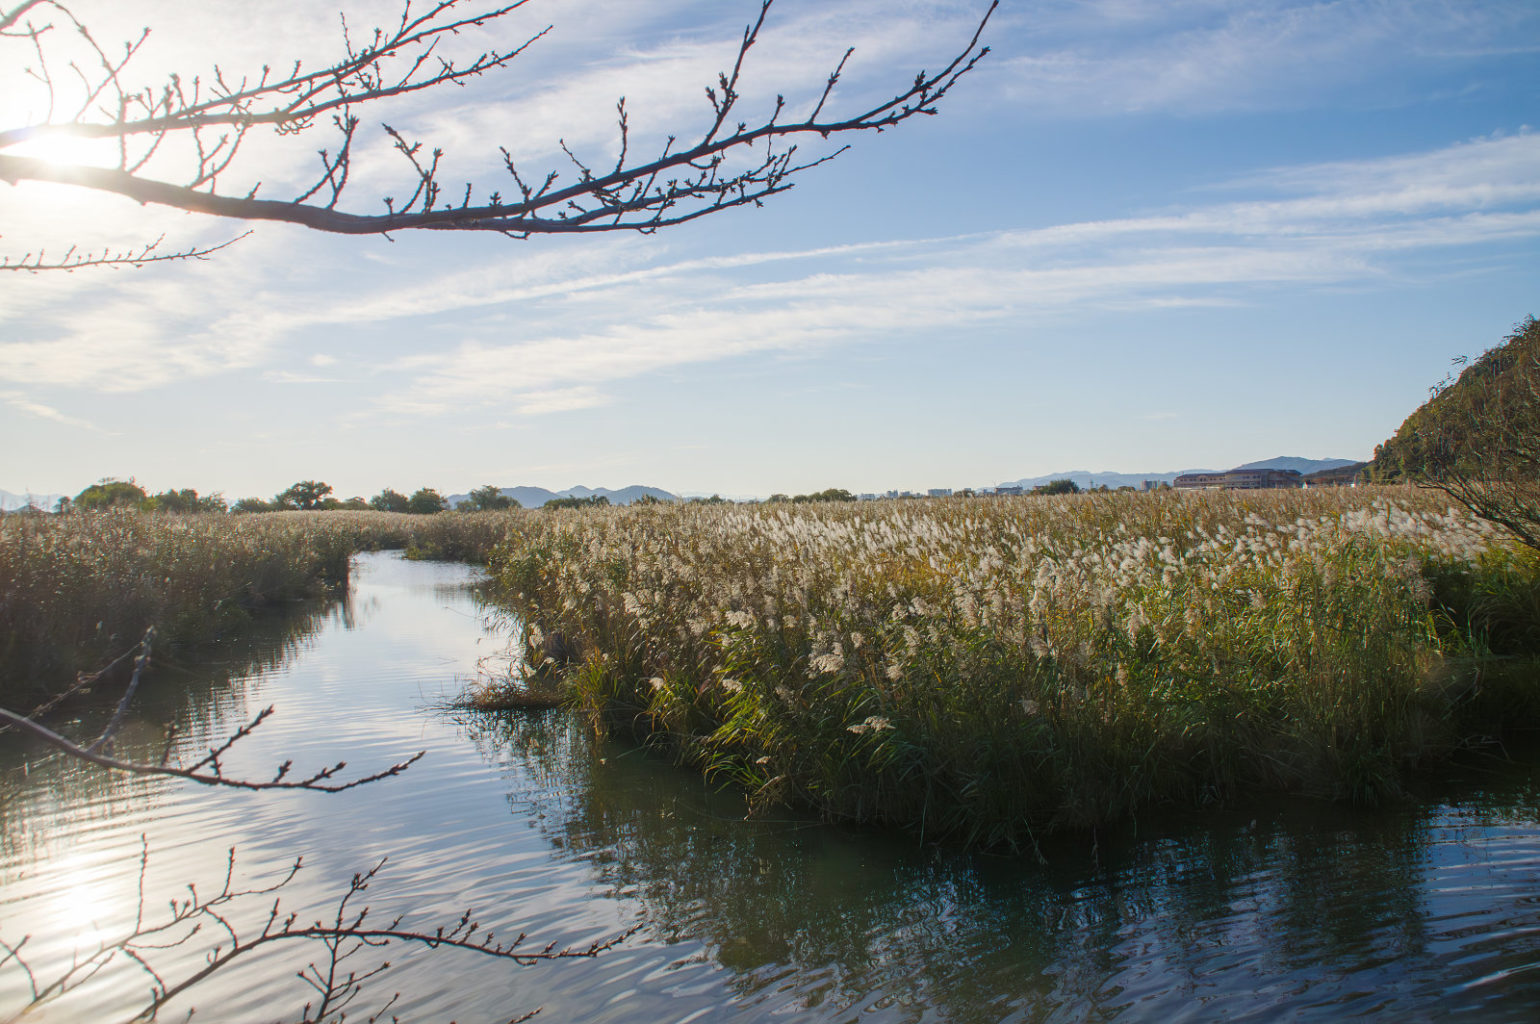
<box><xmin>407</xmin><ymin>487</ymin><xmax>447</xmax><ymax>515</ymax></box>
<box><xmin>1034</xmin><ymin>479</ymin><xmax>1080</xmax><ymax>496</ymax></box>
<box><xmin>369</xmin><ymin>488</ymin><xmax>412</xmax><ymax>513</ymax></box>
<box><xmin>791</xmin><ymin>488</ymin><xmax>855</xmax><ymax>503</ymax></box>
<box><xmin>690</xmin><ymin>494</ymin><xmax>730</xmax><ymax>505</ymax></box>
<box><xmin>460</xmin><ymin>485</ymin><xmax>518</xmax><ymax>511</ymax></box>
<box><xmin>544</xmin><ymin>495</ymin><xmax>609</xmax><ymax>510</ymax></box>
<box><xmin>339</xmin><ymin>496</ymin><xmax>371</xmax><ymax>510</ymax></box>
<box><xmin>766</xmin><ymin>493</ymin><xmax>791</xmax><ymax>504</ymax></box>
<box><xmin>74</xmin><ymin>478</ymin><xmax>148</xmax><ymax>509</ymax></box>
<box><xmin>231</xmin><ymin>497</ymin><xmax>274</xmax><ymax>513</ymax></box>
<box><xmin>631</xmin><ymin>494</ymin><xmax>665</xmax><ymax>506</ymax></box>
<box><xmin>145</xmin><ymin>488</ymin><xmax>227</xmax><ymax>513</ymax></box>
<box><xmin>274</xmin><ymin>480</ymin><xmax>333</xmax><ymax>510</ymax></box>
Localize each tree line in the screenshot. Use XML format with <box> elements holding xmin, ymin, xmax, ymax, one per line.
<box><xmin>47</xmin><ymin>479</ymin><xmax>527</xmax><ymax>515</ymax></box>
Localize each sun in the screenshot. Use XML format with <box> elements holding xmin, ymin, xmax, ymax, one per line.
<box><xmin>8</xmin><ymin>130</ymin><xmax>117</xmax><ymax>169</ymax></box>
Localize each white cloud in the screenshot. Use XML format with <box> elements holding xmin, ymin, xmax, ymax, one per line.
<box><xmin>4</xmin><ymin>116</ymin><xmax>1537</xmax><ymax>416</ymax></box>
<box><xmin>993</xmin><ymin>0</ymin><xmax>1540</xmax><ymax>115</ymax></box>
<box><xmin>374</xmin><ymin>132</ymin><xmax>1540</xmax><ymax>413</ymax></box>
<box><xmin>514</xmin><ymin>385</ymin><xmax>609</xmax><ymax>416</ymax></box>
<box><xmin>0</xmin><ymin>390</ymin><xmax>102</xmax><ymax>431</ymax></box>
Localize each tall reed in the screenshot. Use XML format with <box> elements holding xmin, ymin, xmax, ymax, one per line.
<box><xmin>489</xmin><ymin>488</ymin><xmax>1540</xmax><ymax>847</ymax></box>
<box><xmin>0</xmin><ymin>509</ymin><xmax>522</xmax><ymax>700</ymax></box>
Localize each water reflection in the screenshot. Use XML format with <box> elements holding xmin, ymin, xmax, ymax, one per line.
<box><xmin>460</xmin><ymin>710</ymin><xmax>1540</xmax><ymax>1023</ymax></box>
<box><xmin>3</xmin><ymin>553</ymin><xmax>1537</xmax><ymax>1023</ymax></box>
<box><xmin>0</xmin><ymin>594</ymin><xmax>345</xmax><ymax>866</ymax></box>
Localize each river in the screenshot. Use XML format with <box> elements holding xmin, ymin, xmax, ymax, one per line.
<box><xmin>2</xmin><ymin>551</ymin><xmax>1538</xmax><ymax>1022</ymax></box>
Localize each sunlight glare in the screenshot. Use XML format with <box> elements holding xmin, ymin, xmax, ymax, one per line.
<box><xmin>54</xmin><ymin>873</ymin><xmax>119</xmax><ymax>949</ymax></box>
<box><xmin>8</xmin><ymin>131</ymin><xmax>118</xmax><ymax>170</ymax></box>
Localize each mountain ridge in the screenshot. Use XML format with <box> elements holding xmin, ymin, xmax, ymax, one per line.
<box><xmin>0</xmin><ymin>489</ymin><xmax>63</xmax><ymax>512</ymax></box>
<box><xmin>998</xmin><ymin>457</ymin><xmax>1360</xmax><ymax>492</ymax></box>
<box><xmin>444</xmin><ymin>484</ymin><xmax>678</xmax><ymax>508</ymax></box>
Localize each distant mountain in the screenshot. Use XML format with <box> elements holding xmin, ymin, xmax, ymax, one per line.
<box><xmin>444</xmin><ymin>484</ymin><xmax>677</xmax><ymax>508</ymax></box>
<box><xmin>1231</xmin><ymin>457</ymin><xmax>1360</xmax><ymax>475</ymax></box>
<box><xmin>0</xmin><ymin>488</ymin><xmax>62</xmax><ymax>512</ymax></box>
<box><xmin>997</xmin><ymin>457</ymin><xmax>1361</xmax><ymax>493</ymax></box>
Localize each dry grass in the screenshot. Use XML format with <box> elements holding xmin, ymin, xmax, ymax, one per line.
<box><xmin>487</xmin><ymin>487</ymin><xmax>1540</xmax><ymax>847</ymax></box>
<box><xmin>0</xmin><ymin>509</ymin><xmax>521</xmax><ymax>700</ymax></box>
<box><xmin>10</xmin><ymin>492</ymin><xmax>1536</xmax><ymax>847</ymax></box>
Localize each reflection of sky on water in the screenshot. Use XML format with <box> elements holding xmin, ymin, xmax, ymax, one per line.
<box><xmin>2</xmin><ymin>552</ymin><xmax>1538</xmax><ymax>1022</ymax></box>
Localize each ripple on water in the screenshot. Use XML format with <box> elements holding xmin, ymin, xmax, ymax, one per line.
<box><xmin>4</xmin><ymin>552</ymin><xmax>1540</xmax><ymax>1022</ymax></box>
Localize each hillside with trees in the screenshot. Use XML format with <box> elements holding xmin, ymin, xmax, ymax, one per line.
<box><xmin>1370</xmin><ymin>315</ymin><xmax>1540</xmax><ymax>549</ymax></box>
<box><xmin>1370</xmin><ymin>316</ymin><xmax>1540</xmax><ymax>484</ymax></box>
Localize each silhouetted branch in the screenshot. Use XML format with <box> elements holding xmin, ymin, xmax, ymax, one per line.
<box><xmin>0</xmin><ymin>623</ymin><xmax>632</xmax><ymax>1021</ymax></box>
<box><xmin>0</xmin><ymin>842</ymin><xmax>637</xmax><ymax>1024</ymax></box>
<box><xmin>0</xmin><ymin>628</ymin><xmax>425</xmax><ymax>791</ymax></box>
<box><xmin>0</xmin><ymin>232</ymin><xmax>252</xmax><ymax>271</ymax></box>
<box><xmin>0</xmin><ymin>0</ymin><xmax>996</xmax><ymax>263</ymax></box>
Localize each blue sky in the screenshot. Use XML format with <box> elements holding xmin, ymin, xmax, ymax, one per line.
<box><xmin>2</xmin><ymin>0</ymin><xmax>1538</xmax><ymax>501</ymax></box>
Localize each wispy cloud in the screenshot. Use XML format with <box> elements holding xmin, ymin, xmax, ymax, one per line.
<box><xmin>4</xmin><ymin>127</ymin><xmax>1537</xmax><ymax>416</ymax></box>
<box><xmin>0</xmin><ymin>389</ymin><xmax>102</xmax><ymax>431</ymax></box>
<box><xmin>513</xmin><ymin>385</ymin><xmax>610</xmax><ymax>416</ymax></box>
<box><xmin>993</xmin><ymin>0</ymin><xmax>1540</xmax><ymax>115</ymax></box>
<box><xmin>376</xmin><ymin>132</ymin><xmax>1540</xmax><ymax>413</ymax></box>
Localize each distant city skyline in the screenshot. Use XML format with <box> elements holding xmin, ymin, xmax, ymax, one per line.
<box><xmin>3</xmin><ymin>1</ymin><xmax>1537</xmax><ymax>499</ymax></box>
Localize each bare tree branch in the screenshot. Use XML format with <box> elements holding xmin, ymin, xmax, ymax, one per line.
<box><xmin>0</xmin><ymin>0</ymin><xmax>997</xmax><ymax>263</ymax></box>
<box><xmin>0</xmin><ymin>628</ymin><xmax>425</xmax><ymax>791</ymax></box>
<box><xmin>0</xmin><ymin>842</ymin><xmax>637</xmax><ymax>1024</ymax></box>
<box><xmin>0</xmin><ymin>231</ymin><xmax>251</xmax><ymax>271</ymax></box>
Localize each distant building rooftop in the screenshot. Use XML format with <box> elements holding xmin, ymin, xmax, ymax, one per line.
<box><xmin>1174</xmin><ymin>469</ymin><xmax>1302</xmax><ymax>491</ymax></box>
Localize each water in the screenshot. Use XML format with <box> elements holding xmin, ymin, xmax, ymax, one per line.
<box><xmin>2</xmin><ymin>552</ymin><xmax>1538</xmax><ymax>1022</ymax></box>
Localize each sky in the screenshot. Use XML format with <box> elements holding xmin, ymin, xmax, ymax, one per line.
<box><xmin>2</xmin><ymin>0</ymin><xmax>1538</xmax><ymax>502</ymax></box>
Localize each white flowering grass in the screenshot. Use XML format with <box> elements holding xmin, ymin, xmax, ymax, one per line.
<box><xmin>491</xmin><ymin>487</ymin><xmax>1540</xmax><ymax>848</ymax></box>
<box><xmin>0</xmin><ymin>508</ymin><xmax>521</xmax><ymax>699</ymax></box>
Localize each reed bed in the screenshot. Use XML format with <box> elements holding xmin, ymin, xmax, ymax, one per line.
<box><xmin>488</xmin><ymin>488</ymin><xmax>1540</xmax><ymax>848</ymax></box>
<box><xmin>0</xmin><ymin>509</ymin><xmax>493</xmax><ymax>700</ymax></box>
<box><xmin>0</xmin><ymin>506</ymin><xmax>537</xmax><ymax>701</ymax></box>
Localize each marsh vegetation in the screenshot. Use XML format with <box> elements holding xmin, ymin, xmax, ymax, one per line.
<box><xmin>4</xmin><ymin>551</ymin><xmax>1538</xmax><ymax>1021</ymax></box>
<box><xmin>489</xmin><ymin>488</ymin><xmax>1540</xmax><ymax>847</ymax></box>
<box><xmin>9</xmin><ymin>487</ymin><xmax>1536</xmax><ymax>847</ymax></box>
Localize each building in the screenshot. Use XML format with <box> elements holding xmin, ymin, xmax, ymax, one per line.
<box><xmin>1173</xmin><ymin>469</ymin><xmax>1303</xmax><ymax>490</ymax></box>
<box><xmin>994</xmin><ymin>485</ymin><xmax>1024</xmax><ymax>496</ymax></box>
<box><xmin>927</xmin><ymin>488</ymin><xmax>953</xmax><ymax>498</ymax></box>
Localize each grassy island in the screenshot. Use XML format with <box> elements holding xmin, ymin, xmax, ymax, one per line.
<box><xmin>490</xmin><ymin>488</ymin><xmax>1540</xmax><ymax>848</ymax></box>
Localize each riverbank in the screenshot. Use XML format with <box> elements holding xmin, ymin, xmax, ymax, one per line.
<box><xmin>0</xmin><ymin>508</ymin><xmax>517</xmax><ymax>700</ymax></box>
<box><xmin>488</xmin><ymin>488</ymin><xmax>1540</xmax><ymax>848</ymax></box>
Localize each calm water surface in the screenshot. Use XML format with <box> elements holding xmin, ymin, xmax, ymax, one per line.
<box><xmin>3</xmin><ymin>552</ymin><xmax>1539</xmax><ymax>1022</ymax></box>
